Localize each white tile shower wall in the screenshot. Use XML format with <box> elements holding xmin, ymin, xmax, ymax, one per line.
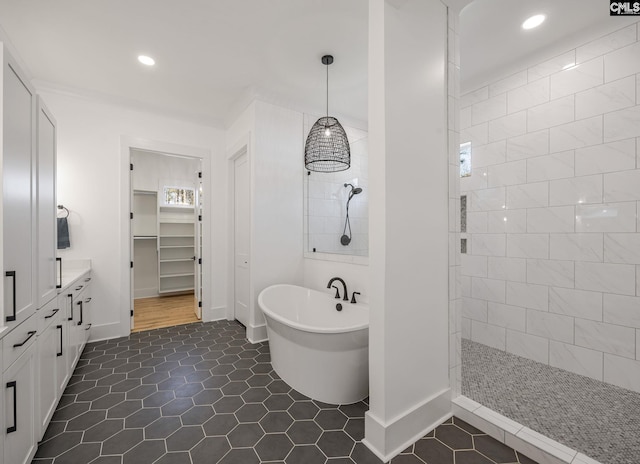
<box><xmin>460</xmin><ymin>20</ymin><xmax>640</xmax><ymax>393</ymax></box>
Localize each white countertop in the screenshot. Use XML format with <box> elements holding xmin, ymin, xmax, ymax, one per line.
<box><xmin>59</xmin><ymin>259</ymin><xmax>92</xmax><ymax>292</ymax></box>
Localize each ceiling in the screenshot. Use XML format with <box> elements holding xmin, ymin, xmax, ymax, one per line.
<box><xmin>0</xmin><ymin>0</ymin><xmax>629</xmax><ymax>128</ymax></box>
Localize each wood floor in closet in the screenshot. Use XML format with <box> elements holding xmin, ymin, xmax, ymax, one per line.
<box><xmin>132</xmin><ymin>294</ymin><xmax>200</xmax><ymax>332</ymax></box>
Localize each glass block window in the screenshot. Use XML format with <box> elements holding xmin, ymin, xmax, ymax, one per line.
<box><xmin>460</xmin><ymin>142</ymin><xmax>471</xmax><ymax>177</ymax></box>
<box><xmin>163</xmin><ymin>186</ymin><xmax>195</xmax><ymax>207</ymax></box>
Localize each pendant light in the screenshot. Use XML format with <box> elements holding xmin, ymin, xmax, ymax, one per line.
<box><xmin>304</xmin><ymin>55</ymin><xmax>350</xmax><ymax>172</ymax></box>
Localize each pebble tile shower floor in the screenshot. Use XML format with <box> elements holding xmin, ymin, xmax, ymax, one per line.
<box><xmin>32</xmin><ymin>320</ymin><xmax>538</xmax><ymax>464</ymax></box>
<box><xmin>463</xmin><ymin>339</ymin><xmax>640</xmax><ymax>464</ymax></box>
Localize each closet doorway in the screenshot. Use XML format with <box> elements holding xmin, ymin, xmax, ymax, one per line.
<box><xmin>129</xmin><ymin>149</ymin><xmax>203</xmax><ymax>332</ymax></box>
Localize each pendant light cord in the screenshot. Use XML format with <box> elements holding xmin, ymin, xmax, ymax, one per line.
<box><xmin>326</xmin><ymin>60</ymin><xmax>329</xmax><ymax>119</ymax></box>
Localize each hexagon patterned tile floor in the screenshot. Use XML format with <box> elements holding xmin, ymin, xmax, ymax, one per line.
<box><xmin>31</xmin><ymin>320</ymin><xmax>538</xmax><ymax>464</ymax></box>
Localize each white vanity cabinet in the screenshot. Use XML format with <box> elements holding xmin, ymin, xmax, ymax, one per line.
<box><xmin>2</xmin><ymin>45</ymin><xmax>37</xmax><ymax>329</ymax></box>
<box><xmin>62</xmin><ymin>273</ymin><xmax>91</xmax><ymax>374</ymax></box>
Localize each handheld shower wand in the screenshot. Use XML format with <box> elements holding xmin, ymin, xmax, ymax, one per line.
<box><xmin>341</xmin><ymin>184</ymin><xmax>363</xmax><ymax>245</ymax></box>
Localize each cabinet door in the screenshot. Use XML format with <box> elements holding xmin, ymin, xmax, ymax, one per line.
<box><xmin>3</xmin><ymin>344</ymin><xmax>37</xmax><ymax>464</ymax></box>
<box><xmin>56</xmin><ymin>312</ymin><xmax>69</xmax><ymax>398</ymax></box>
<box><xmin>3</xmin><ymin>51</ymin><xmax>36</xmax><ymax>328</ymax></box>
<box><xmin>59</xmin><ymin>292</ymin><xmax>77</xmax><ymax>382</ymax></box>
<box><xmin>36</xmin><ymin>301</ymin><xmax>60</xmax><ymax>440</ymax></box>
<box><xmin>77</xmin><ymin>285</ymin><xmax>92</xmax><ymax>352</ymax></box>
<box><xmin>36</xmin><ymin>98</ymin><xmax>57</xmax><ymax>307</ymax></box>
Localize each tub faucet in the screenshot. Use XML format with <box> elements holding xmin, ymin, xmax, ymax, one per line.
<box><xmin>327</xmin><ymin>277</ymin><xmax>348</xmax><ymax>301</ymax></box>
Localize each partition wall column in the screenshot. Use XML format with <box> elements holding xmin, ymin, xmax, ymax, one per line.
<box><xmin>364</xmin><ymin>0</ymin><xmax>452</xmax><ymax>460</ymax></box>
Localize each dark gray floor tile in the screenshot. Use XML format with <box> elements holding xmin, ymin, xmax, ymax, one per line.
<box><xmin>315</xmin><ymin>409</ymin><xmax>348</xmax><ymax>430</ymax></box>
<box><xmin>350</xmin><ymin>442</ymin><xmax>385</xmax><ymax>464</ymax></box>
<box><xmin>106</xmin><ymin>399</ymin><xmax>142</xmax><ymax>418</ymax></box>
<box><xmin>455</xmin><ymin>449</ymin><xmax>495</xmax><ymax>464</ymax></box>
<box><xmin>203</xmin><ymin>413</ymin><xmax>239</xmax><ymax>436</ymax></box>
<box><xmin>288</xmin><ymin>401</ymin><xmax>320</xmax><ymax>420</ymax></box>
<box><xmin>82</xmin><ymin>419</ymin><xmax>124</xmax><ymax>442</ymax></box>
<box><xmin>285</xmin><ymin>445</ymin><xmax>326</xmax><ymax>464</ymax></box>
<box><xmin>189</xmin><ymin>436</ymin><xmax>231</xmax><ymax>463</ymax></box>
<box><xmin>145</xmin><ymin>416</ymin><xmax>183</xmax><ymax>439</ymax></box>
<box><xmin>143</xmin><ymin>390</ymin><xmax>175</xmax><ymax>408</ymax></box>
<box><xmin>203</xmin><ymin>375</ymin><xmax>230</xmax><ymax>388</ymax></box>
<box><xmin>213</xmin><ymin>395</ymin><xmax>244</xmax><ymax>413</ymax></box>
<box><xmin>318</xmin><ymin>430</ymin><xmax>356</xmax><ymax>458</ymax></box>
<box><xmin>161</xmin><ymin>398</ymin><xmax>194</xmax><ymax>416</ymax></box>
<box><xmin>221</xmin><ymin>380</ymin><xmax>249</xmax><ymax>396</ymax></box>
<box><xmin>180</xmin><ymin>405</ymin><xmax>214</xmax><ymax>425</ymax></box>
<box><xmin>227</xmin><ymin>422</ymin><xmax>264</xmax><ymax>447</ymax></box>
<box><xmin>255</xmin><ymin>432</ymin><xmax>295</xmax><ymax>461</ymax></box>
<box><xmin>173</xmin><ymin>382</ymin><xmax>204</xmax><ymax>398</ymax></box>
<box><xmin>193</xmin><ymin>388</ymin><xmax>223</xmax><ymax>405</ymax></box>
<box><xmin>124</xmin><ymin>407</ymin><xmax>161</xmax><ymax>428</ymax></box>
<box><xmin>101</xmin><ymin>428</ymin><xmax>144</xmax><ymax>454</ymax></box>
<box><xmin>246</xmin><ymin>374</ymin><xmax>271</xmax><ymax>387</ymax></box>
<box><xmin>454</xmin><ymin>417</ymin><xmax>484</xmax><ymax>435</ymax></box>
<box><xmin>66</xmin><ymin>410</ymin><xmax>106</xmax><ymax>431</ymax></box>
<box><xmin>122</xmin><ymin>439</ymin><xmax>166</xmax><ymax>464</ymax></box>
<box><xmin>54</xmin><ymin>443</ymin><xmax>101</xmax><ymax>464</ymax></box>
<box><xmin>111</xmin><ymin>379</ymin><xmax>142</xmax><ymax>393</ymax></box>
<box><xmin>260</xmin><ymin>411</ymin><xmax>294</xmax><ymax>433</ymax></box>
<box><xmin>435</xmin><ymin>424</ymin><xmax>473</xmax><ymax>450</ymax></box>
<box><xmin>34</xmin><ymin>432</ymin><xmax>83</xmax><ymax>458</ymax></box>
<box><xmin>91</xmin><ymin>392</ymin><xmax>126</xmax><ymax>410</ymax></box>
<box><xmin>154</xmin><ymin>452</ymin><xmax>192</xmax><ymax>464</ymax></box>
<box><xmin>218</xmin><ymin>448</ymin><xmax>260</xmax><ymax>464</ymax></box>
<box><xmin>235</xmin><ymin>402</ymin><xmax>267</xmax><ymax>422</ymax></box>
<box><xmin>96</xmin><ymin>373</ymin><xmax>127</xmax><ymax>387</ymax></box>
<box><xmin>166</xmin><ymin>425</ymin><xmax>205</xmax><ymax>451</ymax></box>
<box><xmin>126</xmin><ymin>384</ymin><xmax>157</xmax><ymax>400</ymax></box>
<box><xmin>51</xmin><ymin>402</ymin><xmax>90</xmax><ymax>421</ymax></box>
<box><xmin>390</xmin><ymin>454</ymin><xmax>424</xmax><ymax>463</ymax></box>
<box><xmin>517</xmin><ymin>452</ymin><xmax>539</xmax><ymax>464</ymax></box>
<box><xmin>474</xmin><ymin>434</ymin><xmax>518</xmax><ymax>463</ymax></box>
<box><xmin>286</xmin><ymin>419</ymin><xmax>323</xmax><ymax>444</ymax></box>
<box><xmin>264</xmin><ymin>393</ymin><xmax>294</xmax><ymax>411</ymax></box>
<box><xmin>345</xmin><ymin>418</ymin><xmax>365</xmax><ymax>441</ymax></box>
<box><xmin>413</xmin><ymin>438</ymin><xmax>453</xmax><ymax>464</ymax></box>
<box><xmin>339</xmin><ymin>402</ymin><xmax>368</xmax><ymax>418</ymax></box>
<box><xmin>87</xmin><ymin>456</ymin><xmax>122</xmax><ymax>464</ymax></box>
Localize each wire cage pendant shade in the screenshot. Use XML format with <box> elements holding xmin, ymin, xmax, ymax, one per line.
<box><xmin>305</xmin><ymin>116</ymin><xmax>350</xmax><ymax>172</ymax></box>
<box><xmin>305</xmin><ymin>55</ymin><xmax>350</xmax><ymax>173</ymax></box>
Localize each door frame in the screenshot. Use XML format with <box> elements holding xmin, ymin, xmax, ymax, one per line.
<box><xmin>226</xmin><ymin>134</ymin><xmax>252</xmax><ymax>326</ymax></box>
<box><xmin>120</xmin><ymin>136</ymin><xmax>211</xmax><ymax>336</ymax></box>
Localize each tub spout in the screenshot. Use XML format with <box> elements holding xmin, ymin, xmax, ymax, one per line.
<box><xmin>327</xmin><ymin>277</ymin><xmax>348</xmax><ymax>301</ymax></box>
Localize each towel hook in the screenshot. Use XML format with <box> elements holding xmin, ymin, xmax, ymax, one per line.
<box><xmin>57</xmin><ymin>205</ymin><xmax>69</xmax><ymax>218</ymax></box>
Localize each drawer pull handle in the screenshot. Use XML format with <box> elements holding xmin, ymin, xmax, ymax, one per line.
<box><xmin>67</xmin><ymin>294</ymin><xmax>74</xmax><ymax>321</ymax></box>
<box><xmin>45</xmin><ymin>308</ymin><xmax>60</xmax><ymax>319</ymax></box>
<box><xmin>57</xmin><ymin>325</ymin><xmax>63</xmax><ymax>356</ymax></box>
<box><xmin>84</xmin><ymin>277</ymin><xmax>92</xmax><ymax>282</ymax></box>
<box><xmin>56</xmin><ymin>257</ymin><xmax>62</xmax><ymax>289</ymax></box>
<box><xmin>75</xmin><ymin>285</ymin><xmax>83</xmax><ymax>291</ymax></box>
<box><xmin>6</xmin><ymin>381</ymin><xmax>17</xmax><ymax>433</ymax></box>
<box><xmin>5</xmin><ymin>271</ymin><xmax>16</xmax><ymax>322</ymax></box>
<box><xmin>85</xmin><ymin>297</ymin><xmax>92</xmax><ymax>303</ymax></box>
<box><xmin>85</xmin><ymin>323</ymin><xmax>92</xmax><ymax>331</ymax></box>
<box><xmin>77</xmin><ymin>300</ymin><xmax>83</xmax><ymax>326</ymax></box>
<box><xmin>13</xmin><ymin>330</ymin><xmax>36</xmax><ymax>348</ymax></box>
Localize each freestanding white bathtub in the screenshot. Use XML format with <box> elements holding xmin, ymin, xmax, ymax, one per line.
<box><xmin>258</xmin><ymin>284</ymin><xmax>369</xmax><ymax>405</ymax></box>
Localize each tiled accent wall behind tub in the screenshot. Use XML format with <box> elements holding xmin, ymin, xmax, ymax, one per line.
<box><xmin>460</xmin><ymin>20</ymin><xmax>640</xmax><ymax>394</ymax></box>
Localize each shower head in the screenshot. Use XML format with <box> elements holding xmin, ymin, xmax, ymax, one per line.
<box><xmin>344</xmin><ymin>183</ymin><xmax>363</xmax><ymax>195</ymax></box>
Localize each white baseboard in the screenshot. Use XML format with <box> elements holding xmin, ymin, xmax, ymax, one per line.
<box><xmin>203</xmin><ymin>305</ymin><xmax>226</xmax><ymax>322</ymax></box>
<box><xmin>363</xmin><ymin>388</ymin><xmax>451</xmax><ymax>462</ymax></box>
<box><xmin>247</xmin><ymin>323</ymin><xmax>268</xmax><ymax>344</ymax></box>
<box><xmin>88</xmin><ymin>322</ymin><xmax>126</xmax><ymax>343</ymax></box>
<box><xmin>133</xmin><ymin>288</ymin><xmax>159</xmax><ymax>299</ymax></box>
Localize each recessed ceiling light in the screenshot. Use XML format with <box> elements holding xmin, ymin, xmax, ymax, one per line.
<box><xmin>522</xmin><ymin>14</ymin><xmax>545</xmax><ymax>30</ymax></box>
<box><xmin>138</xmin><ymin>55</ymin><xmax>155</xmax><ymax>66</ymax></box>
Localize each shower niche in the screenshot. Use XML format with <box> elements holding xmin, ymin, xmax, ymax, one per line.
<box><xmin>304</xmin><ymin>114</ymin><xmax>369</xmax><ymax>259</ymax></box>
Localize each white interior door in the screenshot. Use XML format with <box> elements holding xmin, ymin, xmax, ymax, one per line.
<box><xmin>234</xmin><ymin>154</ymin><xmax>250</xmax><ymax>327</ymax></box>
<box><xmin>194</xmin><ymin>171</ymin><xmax>202</xmax><ymax>319</ymax></box>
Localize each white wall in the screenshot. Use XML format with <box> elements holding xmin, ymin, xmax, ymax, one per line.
<box><xmin>225</xmin><ymin>100</ymin><xmax>305</xmax><ymax>342</ymax></box>
<box><xmin>42</xmin><ymin>89</ymin><xmax>225</xmax><ymax>341</ymax></box>
<box><xmin>460</xmin><ymin>20</ymin><xmax>640</xmax><ymax>393</ymax></box>
<box><xmin>365</xmin><ymin>0</ymin><xmax>450</xmax><ymax>460</ymax></box>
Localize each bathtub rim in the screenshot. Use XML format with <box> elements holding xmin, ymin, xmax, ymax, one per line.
<box><xmin>258</xmin><ymin>284</ymin><xmax>369</xmax><ymax>335</ymax></box>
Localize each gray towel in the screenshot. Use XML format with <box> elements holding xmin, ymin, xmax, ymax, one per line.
<box><xmin>57</xmin><ymin>217</ymin><xmax>70</xmax><ymax>249</ymax></box>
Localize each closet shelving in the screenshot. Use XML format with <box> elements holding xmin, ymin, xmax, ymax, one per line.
<box><xmin>158</xmin><ymin>206</ymin><xmax>195</xmax><ymax>294</ymax></box>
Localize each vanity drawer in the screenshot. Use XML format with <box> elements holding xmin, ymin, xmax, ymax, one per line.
<box><xmin>3</xmin><ymin>312</ymin><xmax>38</xmax><ymax>371</ymax></box>
<box><xmin>37</xmin><ymin>296</ymin><xmax>62</xmax><ymax>333</ymax></box>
